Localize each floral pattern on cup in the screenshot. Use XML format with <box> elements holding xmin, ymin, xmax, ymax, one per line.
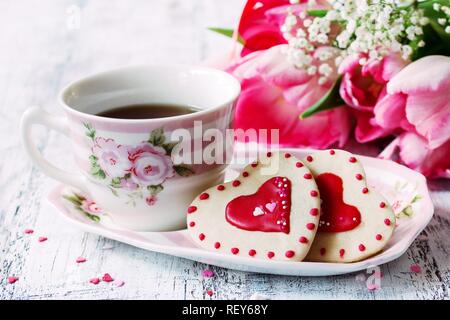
<box><xmin>84</xmin><ymin>123</ymin><xmax>194</xmax><ymax>206</ymax></box>
<box><xmin>63</xmin><ymin>192</ymin><xmax>102</xmax><ymax>222</ymax></box>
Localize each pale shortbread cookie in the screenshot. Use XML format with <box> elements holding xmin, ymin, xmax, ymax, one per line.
<box><xmin>303</xmin><ymin>149</ymin><xmax>396</xmax><ymax>263</ymax></box>
<box><xmin>187</xmin><ymin>151</ymin><xmax>320</xmax><ymax>261</ymax></box>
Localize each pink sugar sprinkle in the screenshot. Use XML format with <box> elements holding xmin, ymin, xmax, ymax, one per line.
<box><xmin>7</xmin><ymin>276</ymin><xmax>19</xmax><ymax>284</ymax></box>
<box><xmin>202</xmin><ymin>269</ymin><xmax>215</xmax><ymax>278</ymax></box>
<box><xmin>76</xmin><ymin>257</ymin><xmax>86</xmax><ymax>264</ymax></box>
<box><xmin>38</xmin><ymin>236</ymin><xmax>47</xmax><ymax>242</ymax></box>
<box><xmin>114</xmin><ymin>280</ymin><xmax>125</xmax><ymax>287</ymax></box>
<box><xmin>374</xmin><ymin>271</ymin><xmax>384</xmax><ymax>278</ymax></box>
<box><xmin>206</xmin><ymin>289</ymin><xmax>214</xmax><ymax>296</ymax></box>
<box><xmin>367</xmin><ymin>283</ymin><xmax>380</xmax><ymax>291</ymax></box>
<box><xmin>410</xmin><ymin>264</ymin><xmax>422</xmax><ymax>273</ymax></box>
<box><xmin>24</xmin><ymin>229</ymin><xmax>34</xmax><ymax>234</ymax></box>
<box><xmin>89</xmin><ymin>278</ymin><xmax>100</xmax><ymax>285</ymax></box>
<box><xmin>102</xmin><ymin>273</ymin><xmax>114</xmax><ymax>282</ymax></box>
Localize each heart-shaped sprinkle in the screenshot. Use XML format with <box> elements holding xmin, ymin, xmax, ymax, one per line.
<box><xmin>76</xmin><ymin>256</ymin><xmax>87</xmax><ymax>263</ymax></box>
<box><xmin>252</xmin><ymin>207</ymin><xmax>264</xmax><ymax>216</ymax></box>
<box><xmin>89</xmin><ymin>278</ymin><xmax>100</xmax><ymax>285</ymax></box>
<box><xmin>102</xmin><ymin>273</ymin><xmax>114</xmax><ymax>282</ymax></box>
<box><xmin>7</xmin><ymin>276</ymin><xmax>18</xmax><ymax>284</ymax></box>
<box><xmin>265</xmin><ymin>202</ymin><xmax>276</xmax><ymax>212</ymax></box>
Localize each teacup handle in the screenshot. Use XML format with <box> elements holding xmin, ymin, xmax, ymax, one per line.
<box><xmin>21</xmin><ymin>106</ymin><xmax>88</xmax><ymax>191</ymax></box>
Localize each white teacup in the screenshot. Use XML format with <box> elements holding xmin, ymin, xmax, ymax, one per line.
<box><xmin>21</xmin><ymin>65</ymin><xmax>241</xmax><ymax>231</ymax></box>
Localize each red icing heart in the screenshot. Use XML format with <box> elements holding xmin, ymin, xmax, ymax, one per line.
<box><xmin>316</xmin><ymin>173</ymin><xmax>361</xmax><ymax>232</ymax></box>
<box><xmin>225</xmin><ymin>177</ymin><xmax>291</xmax><ymax>234</ymax></box>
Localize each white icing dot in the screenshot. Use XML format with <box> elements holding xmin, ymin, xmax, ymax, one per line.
<box><xmin>284</xmin><ymin>184</ymin><xmax>288</xmax><ymax>188</ymax></box>
<box><xmin>283</xmin><ymin>178</ymin><xmax>287</xmax><ymax>182</ymax></box>
<box><xmin>276</xmin><ymin>221</ymin><xmax>281</xmax><ymax>225</ymax></box>
<box><xmin>282</xmin><ymin>206</ymin><xmax>287</xmax><ymax>209</ymax></box>
<box><xmin>353</xmin><ymin>217</ymin><xmax>357</xmax><ymax>221</ymax></box>
<box><xmin>326</xmin><ymin>222</ymin><xmax>330</xmax><ymax>226</ymax></box>
<box><xmin>282</xmin><ymin>201</ymin><xmax>286</xmax><ymax>204</ymax></box>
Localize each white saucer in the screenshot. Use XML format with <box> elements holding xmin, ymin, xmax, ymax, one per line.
<box><xmin>48</xmin><ymin>148</ymin><xmax>434</xmax><ymax>276</ymax></box>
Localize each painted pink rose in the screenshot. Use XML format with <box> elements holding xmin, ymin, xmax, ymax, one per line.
<box><xmin>119</xmin><ymin>178</ymin><xmax>138</xmax><ymax>190</ymax></box>
<box><xmin>227</xmin><ymin>44</ymin><xmax>351</xmax><ymax>147</ymax></box>
<box><xmin>378</xmin><ymin>55</ymin><xmax>450</xmax><ymax>178</ymax></box>
<box><xmin>339</xmin><ymin>52</ymin><xmax>408</xmax><ymax>143</ymax></box>
<box><xmin>128</xmin><ymin>143</ymin><xmax>175</xmax><ymax>186</ymax></box>
<box><xmin>92</xmin><ymin>138</ymin><xmax>131</xmax><ymax>177</ymax></box>
<box><xmin>81</xmin><ymin>199</ymin><xmax>102</xmax><ymax>214</ymax></box>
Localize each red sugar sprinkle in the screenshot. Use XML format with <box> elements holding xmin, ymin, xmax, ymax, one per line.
<box><xmin>89</xmin><ymin>278</ymin><xmax>100</xmax><ymax>285</ymax></box>
<box><xmin>306</xmin><ymin>223</ymin><xmax>315</xmax><ymax>230</ymax></box>
<box><xmin>242</xmin><ymin>171</ymin><xmax>249</xmax><ymax>177</ymax></box>
<box><xmin>206</xmin><ymin>289</ymin><xmax>214</xmax><ymax>297</ymax></box>
<box><xmin>284</xmin><ymin>153</ymin><xmax>291</xmax><ymax>158</ymax></box>
<box><xmin>355</xmin><ymin>174</ymin><xmax>363</xmax><ymax>180</ymax></box>
<box><xmin>217</xmin><ymin>185</ymin><xmax>225</xmax><ymax>191</ymax></box>
<box><xmin>295</xmin><ymin>162</ymin><xmax>303</xmax><ymax>168</ymax></box>
<box><xmin>384</xmin><ymin>218</ymin><xmax>391</xmax><ymax>226</ymax></box>
<box><xmin>349</xmin><ymin>157</ymin><xmax>357</xmax><ymax>163</ymax></box>
<box><xmin>267</xmin><ymin>152</ymin><xmax>272</xmax><ymax>157</ymax></box>
<box><xmin>306</xmin><ymin>155</ymin><xmax>313</xmax><ymax>162</ymax></box>
<box><xmin>199</xmin><ymin>233</ymin><xmax>205</xmax><ymax>241</ymax></box>
<box><xmin>410</xmin><ymin>264</ymin><xmax>422</xmax><ymax>273</ymax></box>
<box><xmin>214</xmin><ymin>242</ymin><xmax>221</xmax><ymax>249</ymax></box>
<box><xmin>199</xmin><ymin>193</ymin><xmax>209</xmax><ymax>200</ymax></box>
<box><xmin>251</xmin><ymin>162</ymin><xmax>258</xmax><ymax>167</ymax></box>
<box><xmin>7</xmin><ymin>276</ymin><xmax>18</xmax><ymax>284</ymax></box>
<box><xmin>189</xmin><ymin>221</ymin><xmax>195</xmax><ymax>227</ymax></box>
<box><xmin>376</xmin><ymin>234</ymin><xmax>383</xmax><ymax>241</ymax></box>
<box><xmin>310</xmin><ymin>208</ymin><xmax>319</xmax><ymax>216</ymax></box>
<box><xmin>339</xmin><ymin>249</ymin><xmax>345</xmax><ymax>257</ymax></box>
<box><xmin>299</xmin><ymin>236</ymin><xmax>308</xmax><ymax>244</ymax></box>
<box><xmin>285</xmin><ymin>250</ymin><xmax>295</xmax><ymax>258</ymax></box>
<box><xmin>231</xmin><ymin>247</ymin><xmax>239</xmax><ymax>255</ymax></box>
<box><xmin>362</xmin><ymin>187</ymin><xmax>369</xmax><ymax>194</ymax></box>
<box><xmin>76</xmin><ymin>256</ymin><xmax>87</xmax><ymax>264</ymax></box>
<box><xmin>102</xmin><ymin>273</ymin><xmax>114</xmax><ymax>282</ymax></box>
<box><xmin>379</xmin><ymin>202</ymin><xmax>386</xmax><ymax>208</ymax></box>
<box><xmin>358</xmin><ymin>244</ymin><xmax>366</xmax><ymax>251</ymax></box>
<box><xmin>320</xmin><ymin>248</ymin><xmax>326</xmax><ymax>256</ymax></box>
<box><xmin>303</xmin><ymin>173</ymin><xmax>312</xmax><ymax>179</ymax></box>
<box><xmin>187</xmin><ymin>206</ymin><xmax>197</xmax><ymax>214</ymax></box>
<box><xmin>232</xmin><ymin>180</ymin><xmax>241</xmax><ymax>187</ymax></box>
<box><xmin>248</xmin><ymin>249</ymin><xmax>256</xmax><ymax>256</ymax></box>
<box><xmin>38</xmin><ymin>236</ymin><xmax>47</xmax><ymax>242</ymax></box>
<box><xmin>310</xmin><ymin>190</ymin><xmax>318</xmax><ymax>197</ymax></box>
<box><xmin>24</xmin><ymin>229</ymin><xmax>34</xmax><ymax>234</ymax></box>
<box><xmin>267</xmin><ymin>251</ymin><xmax>275</xmax><ymax>259</ymax></box>
<box><xmin>329</xmin><ymin>150</ymin><xmax>335</xmax><ymax>155</ymax></box>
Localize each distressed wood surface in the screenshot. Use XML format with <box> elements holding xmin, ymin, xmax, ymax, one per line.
<box><xmin>0</xmin><ymin>0</ymin><xmax>449</xmax><ymax>300</ymax></box>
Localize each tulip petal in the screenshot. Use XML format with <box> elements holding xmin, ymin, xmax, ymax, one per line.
<box><xmin>387</xmin><ymin>55</ymin><xmax>450</xmax><ymax>94</ymax></box>
<box><xmin>405</xmin><ymin>91</ymin><xmax>450</xmax><ymax>149</ymax></box>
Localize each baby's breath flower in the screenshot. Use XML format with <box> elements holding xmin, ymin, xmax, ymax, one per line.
<box><xmin>438</xmin><ymin>18</ymin><xmax>447</xmax><ymax>26</ymax></box>
<box><xmin>281</xmin><ymin>0</ymin><xmax>430</xmax><ymax>84</ymax></box>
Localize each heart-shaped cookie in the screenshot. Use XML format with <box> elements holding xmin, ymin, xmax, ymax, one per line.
<box><xmin>187</xmin><ymin>151</ymin><xmax>321</xmax><ymax>261</ymax></box>
<box><xmin>303</xmin><ymin>149</ymin><xmax>396</xmax><ymax>263</ymax></box>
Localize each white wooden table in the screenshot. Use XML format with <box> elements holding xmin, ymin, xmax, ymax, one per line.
<box><xmin>1</xmin><ymin>0</ymin><xmax>449</xmax><ymax>300</ymax></box>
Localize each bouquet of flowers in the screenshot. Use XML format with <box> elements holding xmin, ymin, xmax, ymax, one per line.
<box><xmin>211</xmin><ymin>0</ymin><xmax>450</xmax><ymax>178</ymax></box>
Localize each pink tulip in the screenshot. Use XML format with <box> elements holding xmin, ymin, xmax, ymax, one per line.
<box><xmin>227</xmin><ymin>45</ymin><xmax>351</xmax><ymax>148</ymax></box>
<box><xmin>237</xmin><ymin>0</ymin><xmax>329</xmax><ymax>56</ymax></box>
<box><xmin>379</xmin><ymin>55</ymin><xmax>450</xmax><ymax>178</ymax></box>
<box><xmin>339</xmin><ymin>53</ymin><xmax>408</xmax><ymax>143</ymax></box>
